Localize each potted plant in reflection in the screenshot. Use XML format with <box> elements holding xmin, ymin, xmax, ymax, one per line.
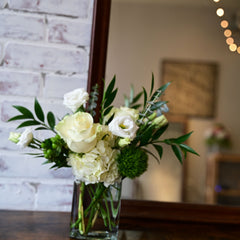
<box><xmin>8</xmin><ymin>74</ymin><xmax>198</xmax><ymax>240</ymax></box>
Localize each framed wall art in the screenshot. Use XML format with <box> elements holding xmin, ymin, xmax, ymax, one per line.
<box><xmin>161</xmin><ymin>60</ymin><xmax>218</xmax><ymax>119</ymax></box>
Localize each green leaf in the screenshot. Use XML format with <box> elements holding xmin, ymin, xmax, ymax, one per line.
<box><xmin>124</xmin><ymin>95</ymin><xmax>129</xmax><ymax>107</ymax></box>
<box><xmin>35</xmin><ymin>127</ymin><xmax>49</xmax><ymax>130</ymax></box>
<box><xmin>104</xmin><ymin>89</ymin><xmax>118</xmax><ymax>109</ymax></box>
<box><xmin>179</xmin><ymin>143</ymin><xmax>199</xmax><ymax>156</ymax></box>
<box><xmin>132</xmin><ymin>91</ymin><xmax>143</xmax><ymax>105</ymax></box>
<box><xmin>143</xmin><ymin>148</ymin><xmax>159</xmax><ymax>163</ymax></box>
<box><xmin>150</xmin><ymin>82</ymin><xmax>170</xmax><ymax>101</ymax></box>
<box><xmin>140</xmin><ymin>126</ymin><xmax>154</xmax><ymax>146</ymax></box>
<box><xmin>34</xmin><ymin>98</ymin><xmax>44</xmax><ymax>122</ymax></box>
<box><xmin>105</xmin><ymin>75</ymin><xmax>116</xmax><ymax>98</ymax></box>
<box><xmin>171</xmin><ymin>145</ymin><xmax>183</xmax><ymax>164</ymax></box>
<box><xmin>150</xmin><ymin>101</ymin><xmax>168</xmax><ymax>111</ymax></box>
<box><xmin>17</xmin><ymin>120</ymin><xmax>40</xmax><ymax>129</ymax></box>
<box><xmin>47</xmin><ymin>111</ymin><xmax>56</xmax><ymax>130</ymax></box>
<box><xmin>106</xmin><ymin>113</ymin><xmax>115</xmax><ymax>125</ymax></box>
<box><xmin>149</xmin><ymin>73</ymin><xmax>154</xmax><ymax>96</ymax></box>
<box><xmin>153</xmin><ymin>144</ymin><xmax>163</xmax><ymax>160</ymax></box>
<box><xmin>143</xmin><ymin>87</ymin><xmax>147</xmax><ymax>108</ymax></box>
<box><xmin>170</xmin><ymin>131</ymin><xmax>193</xmax><ymax>144</ymax></box>
<box><xmin>152</xmin><ymin>124</ymin><xmax>169</xmax><ymax>140</ymax></box>
<box><xmin>8</xmin><ymin>115</ymin><xmax>31</xmax><ymax>122</ymax></box>
<box><xmin>130</xmin><ymin>104</ymin><xmax>142</xmax><ymax>109</ymax></box>
<box><xmin>13</xmin><ymin>105</ymin><xmax>34</xmax><ymax>119</ymax></box>
<box><xmin>130</xmin><ymin>85</ymin><xmax>134</xmax><ymax>103</ymax></box>
<box><xmin>103</xmin><ymin>106</ymin><xmax>113</xmax><ymax>116</ymax></box>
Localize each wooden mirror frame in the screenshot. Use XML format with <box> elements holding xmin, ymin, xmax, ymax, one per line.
<box><xmin>87</xmin><ymin>0</ymin><xmax>240</xmax><ymax>228</ymax></box>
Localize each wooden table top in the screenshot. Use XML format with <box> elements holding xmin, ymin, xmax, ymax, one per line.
<box><xmin>0</xmin><ymin>209</ymin><xmax>240</xmax><ymax>240</ymax></box>
<box><xmin>1</xmin><ymin>200</ymin><xmax>240</xmax><ymax>240</ymax></box>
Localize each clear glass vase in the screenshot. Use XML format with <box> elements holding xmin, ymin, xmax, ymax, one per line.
<box><xmin>69</xmin><ymin>180</ymin><xmax>122</xmax><ymax>240</ymax></box>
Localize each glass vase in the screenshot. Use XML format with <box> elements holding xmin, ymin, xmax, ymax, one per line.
<box><xmin>69</xmin><ymin>180</ymin><xmax>122</xmax><ymax>240</ymax></box>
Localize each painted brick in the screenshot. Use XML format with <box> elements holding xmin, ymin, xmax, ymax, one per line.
<box><xmin>36</xmin><ymin>182</ymin><xmax>73</xmax><ymax>211</ymax></box>
<box><xmin>48</xmin><ymin>16</ymin><xmax>91</xmax><ymax>46</ymax></box>
<box><xmin>0</xmin><ymin>12</ymin><xmax>45</xmax><ymax>41</ymax></box>
<box><xmin>0</xmin><ymin>153</ymin><xmax>73</xmax><ymax>179</ymax></box>
<box><xmin>43</xmin><ymin>73</ymin><xmax>87</xmax><ymax>98</ymax></box>
<box><xmin>0</xmin><ymin>42</ymin><xmax>2</xmax><ymax>61</ymax></box>
<box><xmin>4</xmin><ymin>43</ymin><xmax>88</xmax><ymax>74</ymax></box>
<box><xmin>0</xmin><ymin>69</ymin><xmax>41</xmax><ymax>97</ymax></box>
<box><xmin>8</xmin><ymin>0</ymin><xmax>90</xmax><ymax>18</ymax></box>
<box><xmin>0</xmin><ymin>179</ymin><xmax>35</xmax><ymax>210</ymax></box>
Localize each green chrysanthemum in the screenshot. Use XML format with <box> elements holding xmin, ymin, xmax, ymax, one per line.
<box><xmin>117</xmin><ymin>146</ymin><xmax>148</xmax><ymax>179</ymax></box>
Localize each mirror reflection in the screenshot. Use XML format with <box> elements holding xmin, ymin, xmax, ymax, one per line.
<box><xmin>105</xmin><ymin>0</ymin><xmax>240</xmax><ymax>206</ymax></box>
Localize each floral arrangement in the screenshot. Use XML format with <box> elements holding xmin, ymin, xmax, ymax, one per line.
<box><xmin>8</xmin><ymin>75</ymin><xmax>198</xmax><ymax>236</ymax></box>
<box><xmin>204</xmin><ymin>123</ymin><xmax>231</xmax><ymax>149</ymax></box>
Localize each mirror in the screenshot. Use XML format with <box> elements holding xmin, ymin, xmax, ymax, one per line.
<box><xmin>104</xmin><ymin>0</ymin><xmax>240</xmax><ymax>206</ymax></box>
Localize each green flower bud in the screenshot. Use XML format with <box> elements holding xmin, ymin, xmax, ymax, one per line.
<box><xmin>8</xmin><ymin>132</ymin><xmax>21</xmax><ymax>144</ymax></box>
<box><xmin>118</xmin><ymin>138</ymin><xmax>131</xmax><ymax>147</ymax></box>
<box><xmin>148</xmin><ymin>112</ymin><xmax>157</xmax><ymax>121</ymax></box>
<box><xmin>152</xmin><ymin>115</ymin><xmax>168</xmax><ymax>128</ymax></box>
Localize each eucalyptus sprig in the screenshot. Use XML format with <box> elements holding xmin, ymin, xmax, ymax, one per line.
<box><xmin>87</xmin><ymin>84</ymin><xmax>99</xmax><ymax>117</ymax></box>
<box><xmin>8</xmin><ymin>98</ymin><xmax>56</xmax><ymax>133</ymax></box>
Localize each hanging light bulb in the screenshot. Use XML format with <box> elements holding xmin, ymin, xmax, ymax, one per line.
<box><xmin>224</xmin><ymin>29</ymin><xmax>232</xmax><ymax>37</ymax></box>
<box><xmin>220</xmin><ymin>20</ymin><xmax>228</xmax><ymax>28</ymax></box>
<box><xmin>226</xmin><ymin>37</ymin><xmax>234</xmax><ymax>45</ymax></box>
<box><xmin>229</xmin><ymin>44</ymin><xmax>237</xmax><ymax>52</ymax></box>
<box><xmin>216</xmin><ymin>8</ymin><xmax>224</xmax><ymax>17</ymax></box>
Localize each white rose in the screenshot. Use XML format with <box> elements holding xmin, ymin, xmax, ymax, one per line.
<box><xmin>55</xmin><ymin>112</ymin><xmax>98</xmax><ymax>153</ymax></box>
<box><xmin>16</xmin><ymin>127</ymin><xmax>33</xmax><ymax>148</ymax></box>
<box><xmin>108</xmin><ymin>115</ymin><xmax>139</xmax><ymax>139</ymax></box>
<box><xmin>63</xmin><ymin>88</ymin><xmax>89</xmax><ymax>112</ymax></box>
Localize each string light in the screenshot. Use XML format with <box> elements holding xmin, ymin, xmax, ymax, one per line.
<box><xmin>220</xmin><ymin>20</ymin><xmax>228</xmax><ymax>28</ymax></box>
<box><xmin>226</xmin><ymin>37</ymin><xmax>234</xmax><ymax>45</ymax></box>
<box><xmin>224</xmin><ymin>29</ymin><xmax>232</xmax><ymax>37</ymax></box>
<box><xmin>213</xmin><ymin>0</ymin><xmax>240</xmax><ymax>54</ymax></box>
<box><xmin>216</xmin><ymin>8</ymin><xmax>224</xmax><ymax>17</ymax></box>
<box><xmin>229</xmin><ymin>44</ymin><xmax>237</xmax><ymax>52</ymax></box>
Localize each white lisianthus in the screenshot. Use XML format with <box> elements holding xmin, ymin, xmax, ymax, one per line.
<box><xmin>8</xmin><ymin>132</ymin><xmax>21</xmax><ymax>143</ymax></box>
<box><xmin>68</xmin><ymin>140</ymin><xmax>120</xmax><ymax>187</ymax></box>
<box><xmin>63</xmin><ymin>88</ymin><xmax>89</xmax><ymax>112</ymax></box>
<box><xmin>55</xmin><ymin>112</ymin><xmax>99</xmax><ymax>153</ymax></box>
<box><xmin>16</xmin><ymin>127</ymin><xmax>33</xmax><ymax>148</ymax></box>
<box><xmin>108</xmin><ymin>115</ymin><xmax>139</xmax><ymax>139</ymax></box>
<box><xmin>103</xmin><ymin>107</ymin><xmax>139</xmax><ymax>124</ymax></box>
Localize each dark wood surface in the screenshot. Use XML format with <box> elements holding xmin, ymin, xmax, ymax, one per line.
<box><xmin>1</xmin><ymin>200</ymin><xmax>240</xmax><ymax>240</ymax></box>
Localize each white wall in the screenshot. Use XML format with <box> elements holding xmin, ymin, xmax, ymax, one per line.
<box><xmin>106</xmin><ymin>1</ymin><xmax>240</xmax><ymax>203</ymax></box>
<box><xmin>0</xmin><ymin>0</ymin><xmax>93</xmax><ymax>211</ymax></box>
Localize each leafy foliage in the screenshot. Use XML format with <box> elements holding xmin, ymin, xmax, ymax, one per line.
<box><xmin>122</xmin><ymin>74</ymin><xmax>199</xmax><ymax>164</ymax></box>
<box><xmin>8</xmin><ymin>98</ymin><xmax>56</xmax><ymax>133</ymax></box>
<box><xmin>100</xmin><ymin>76</ymin><xmax>118</xmax><ymax>124</ymax></box>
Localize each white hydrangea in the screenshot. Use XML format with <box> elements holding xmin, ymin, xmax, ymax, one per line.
<box><xmin>68</xmin><ymin>140</ymin><xmax>120</xmax><ymax>187</ymax></box>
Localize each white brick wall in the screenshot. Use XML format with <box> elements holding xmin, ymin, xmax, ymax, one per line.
<box><xmin>0</xmin><ymin>0</ymin><xmax>94</xmax><ymax>212</ymax></box>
